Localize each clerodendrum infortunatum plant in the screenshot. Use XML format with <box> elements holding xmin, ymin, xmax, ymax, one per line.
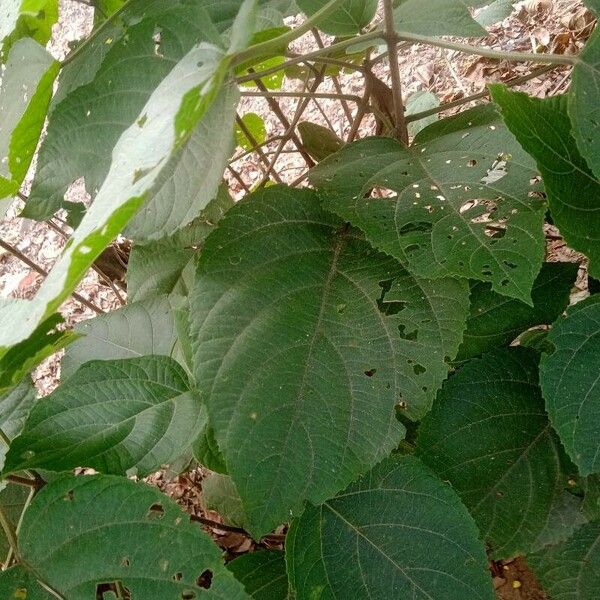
<box><xmin>0</xmin><ymin>0</ymin><xmax>599</xmax><ymax>598</ymax></box>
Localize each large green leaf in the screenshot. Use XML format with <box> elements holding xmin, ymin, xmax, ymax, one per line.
<box><xmin>310</xmin><ymin>105</ymin><xmax>546</xmax><ymax>303</ymax></box>
<box><xmin>0</xmin><ymin>474</ymin><xmax>248</xmax><ymax>598</ymax></box>
<box><xmin>457</xmin><ymin>261</ymin><xmax>578</xmax><ymax>361</ymax></box>
<box><xmin>0</xmin><ymin>41</ymin><xmax>231</xmax><ymax>357</ymax></box>
<box><xmin>394</xmin><ymin>0</ymin><xmax>486</xmax><ymax>37</ymax></box>
<box><xmin>529</xmin><ymin>523</ymin><xmax>600</xmax><ymax>599</ymax></box>
<box><xmin>62</xmin><ymin>295</ymin><xmax>178</xmax><ymax>377</ymax></box>
<box><xmin>0</xmin><ymin>484</ymin><xmax>31</xmax><ymax>564</ymax></box>
<box><xmin>0</xmin><ymin>378</ymin><xmax>35</xmax><ymax>441</ymax></box>
<box><xmin>0</xmin><ymin>566</ymin><xmax>54</xmax><ymax>599</ymax></box>
<box><xmin>417</xmin><ymin>347</ymin><xmax>581</xmax><ymax>559</ymax></box>
<box><xmin>540</xmin><ymin>295</ymin><xmax>600</xmax><ymax>476</ymax></box>
<box><xmin>4</xmin><ymin>355</ymin><xmax>206</xmax><ymax>477</ymax></box>
<box><xmin>491</xmin><ymin>86</ymin><xmax>600</xmax><ymax>279</ymax></box>
<box><xmin>127</xmin><ymin>186</ymin><xmax>234</xmax><ymax>301</ymax></box>
<box><xmin>286</xmin><ymin>455</ymin><xmax>494</xmax><ymax>600</ymax></box>
<box><xmin>569</xmin><ymin>0</ymin><xmax>600</xmax><ymax>179</ymax></box>
<box><xmin>298</xmin><ymin>0</ymin><xmax>378</xmax><ymax>35</ymax></box>
<box><xmin>0</xmin><ymin>38</ymin><xmax>58</xmax><ymax>199</ymax></box>
<box><xmin>190</xmin><ymin>186</ymin><xmax>469</xmax><ymax>537</ymax></box>
<box><xmin>228</xmin><ymin>551</ymin><xmax>288</xmax><ymax>600</ymax></box>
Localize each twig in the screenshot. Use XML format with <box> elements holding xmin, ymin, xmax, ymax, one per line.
<box><xmin>240</xmin><ymin>90</ymin><xmax>363</xmax><ymax>102</ymax></box>
<box><xmin>0</xmin><ymin>238</ymin><xmax>104</xmax><ymax>314</ymax></box>
<box><xmin>383</xmin><ymin>0</ymin><xmax>409</xmax><ymax>144</ymax></box>
<box><xmin>0</xmin><ymin>505</ymin><xmax>19</xmax><ymax>563</ymax></box>
<box><xmin>235</xmin><ymin>115</ymin><xmax>283</xmax><ymax>183</ymax></box>
<box><xmin>227</xmin><ymin>165</ymin><xmax>251</xmax><ymax>193</ymax></box>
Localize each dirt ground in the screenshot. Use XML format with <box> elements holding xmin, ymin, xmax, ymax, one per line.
<box><xmin>0</xmin><ymin>0</ymin><xmax>596</xmax><ymax>596</ymax></box>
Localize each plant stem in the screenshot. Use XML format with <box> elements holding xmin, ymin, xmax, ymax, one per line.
<box><xmin>395</xmin><ymin>31</ymin><xmax>578</xmax><ymax>65</ymax></box>
<box><xmin>232</xmin><ymin>0</ymin><xmax>348</xmax><ymax>66</ymax></box>
<box><xmin>0</xmin><ymin>505</ymin><xmax>19</xmax><ymax>563</ymax></box>
<box><xmin>235</xmin><ymin>31</ymin><xmax>384</xmax><ymax>84</ymax></box>
<box><xmin>241</xmin><ymin>91</ymin><xmax>362</xmax><ymax>102</ymax></box>
<box><xmin>382</xmin><ymin>0</ymin><xmax>409</xmax><ymax>144</ymax></box>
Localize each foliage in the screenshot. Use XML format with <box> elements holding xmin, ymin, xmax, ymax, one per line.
<box><xmin>0</xmin><ymin>0</ymin><xmax>599</xmax><ymax>597</ymax></box>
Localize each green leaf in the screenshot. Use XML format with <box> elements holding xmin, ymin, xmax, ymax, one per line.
<box><xmin>474</xmin><ymin>0</ymin><xmax>514</xmax><ymax>26</ymax></box>
<box><xmin>540</xmin><ymin>295</ymin><xmax>600</xmax><ymax>476</ymax></box>
<box><xmin>0</xmin><ymin>378</ymin><xmax>36</xmax><ymax>441</ymax></box>
<box><xmin>0</xmin><ymin>41</ymin><xmax>231</xmax><ymax>357</ymax></box>
<box><xmin>394</xmin><ymin>0</ymin><xmax>486</xmax><ymax>37</ymax></box>
<box><xmin>0</xmin><ymin>0</ymin><xmax>58</xmax><ymax>57</ymax></box>
<box><xmin>236</xmin><ymin>112</ymin><xmax>267</xmax><ymax>151</ymax></box>
<box><xmin>0</xmin><ymin>566</ymin><xmax>54</xmax><ymax>599</ymax></box>
<box><xmin>310</xmin><ymin>105</ymin><xmax>546</xmax><ymax>303</ymax></box>
<box><xmin>405</xmin><ymin>90</ymin><xmax>440</xmax><ymax>138</ymax></box>
<box><xmin>126</xmin><ymin>83</ymin><xmax>239</xmax><ymax>241</ymax></box>
<box><xmin>127</xmin><ymin>186</ymin><xmax>234</xmax><ymax>302</ymax></box>
<box><xmin>457</xmin><ymin>261</ymin><xmax>578</xmax><ymax>361</ymax></box>
<box><xmin>62</xmin><ymin>295</ymin><xmax>178</xmax><ymax>377</ymax></box>
<box><xmin>490</xmin><ymin>86</ymin><xmax>600</xmax><ymax>279</ymax></box>
<box><xmin>286</xmin><ymin>455</ymin><xmax>494</xmax><ymax>600</ymax></box>
<box><xmin>0</xmin><ymin>38</ymin><xmax>58</xmax><ymax>199</ymax></box>
<box><xmin>0</xmin><ymin>474</ymin><xmax>248</xmax><ymax>598</ymax></box>
<box><xmin>193</xmin><ymin>426</ymin><xmax>228</xmax><ymax>474</ymax></box>
<box><xmin>529</xmin><ymin>523</ymin><xmax>600</xmax><ymax>599</ymax></box>
<box><xmin>417</xmin><ymin>347</ymin><xmax>581</xmax><ymax>558</ymax></box>
<box><xmin>0</xmin><ymin>484</ymin><xmax>31</xmax><ymax>563</ymax></box>
<box><xmin>228</xmin><ymin>551</ymin><xmax>288</xmax><ymax>600</ymax></box>
<box><xmin>202</xmin><ymin>472</ymin><xmax>246</xmax><ymax>528</ymax></box>
<box><xmin>297</xmin><ymin>0</ymin><xmax>378</xmax><ymax>35</ymax></box>
<box><xmin>569</xmin><ymin>7</ymin><xmax>600</xmax><ymax>180</ymax></box>
<box><xmin>298</xmin><ymin>121</ymin><xmax>344</xmax><ymax>162</ymax></box>
<box><xmin>4</xmin><ymin>355</ymin><xmax>206</xmax><ymax>477</ymax></box>
<box><xmin>24</xmin><ymin>2</ymin><xmax>226</xmax><ymax>220</ymax></box>
<box><xmin>190</xmin><ymin>186</ymin><xmax>469</xmax><ymax>537</ymax></box>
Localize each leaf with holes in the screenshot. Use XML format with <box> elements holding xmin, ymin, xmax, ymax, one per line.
<box><xmin>297</xmin><ymin>0</ymin><xmax>378</xmax><ymax>35</ymax></box>
<box><xmin>62</xmin><ymin>295</ymin><xmax>179</xmax><ymax>377</ymax></box>
<box><xmin>529</xmin><ymin>522</ymin><xmax>600</xmax><ymax>599</ymax></box>
<box><xmin>0</xmin><ymin>0</ymin><xmax>58</xmax><ymax>56</ymax></box>
<box><xmin>457</xmin><ymin>261</ymin><xmax>578</xmax><ymax>361</ymax></box>
<box><xmin>491</xmin><ymin>86</ymin><xmax>600</xmax><ymax>279</ymax></box>
<box><xmin>417</xmin><ymin>347</ymin><xmax>580</xmax><ymax>558</ymax></box>
<box><xmin>228</xmin><ymin>551</ymin><xmax>289</xmax><ymax>600</ymax></box>
<box><xmin>0</xmin><ymin>39</ymin><xmax>58</xmax><ymax>200</ymax></box>
<box><xmin>190</xmin><ymin>186</ymin><xmax>469</xmax><ymax>537</ymax></box>
<box><xmin>311</xmin><ymin>105</ymin><xmax>546</xmax><ymax>304</ymax></box>
<box><xmin>0</xmin><ymin>41</ymin><xmax>231</xmax><ymax>358</ymax></box>
<box><xmin>286</xmin><ymin>455</ymin><xmax>494</xmax><ymax>600</ymax></box>
<box><xmin>0</xmin><ymin>474</ymin><xmax>249</xmax><ymax>598</ymax></box>
<box><xmin>394</xmin><ymin>0</ymin><xmax>486</xmax><ymax>37</ymax></box>
<box><xmin>3</xmin><ymin>355</ymin><xmax>206</xmax><ymax>477</ymax></box>
<box><xmin>540</xmin><ymin>295</ymin><xmax>600</xmax><ymax>476</ymax></box>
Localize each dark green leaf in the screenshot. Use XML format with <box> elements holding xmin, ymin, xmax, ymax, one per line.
<box><xmin>0</xmin><ymin>39</ymin><xmax>58</xmax><ymax>200</ymax></box>
<box><xmin>203</xmin><ymin>473</ymin><xmax>246</xmax><ymax>528</ymax></box>
<box><xmin>457</xmin><ymin>261</ymin><xmax>578</xmax><ymax>361</ymax></box>
<box><xmin>490</xmin><ymin>86</ymin><xmax>600</xmax><ymax>279</ymax></box>
<box><xmin>394</xmin><ymin>0</ymin><xmax>486</xmax><ymax>37</ymax></box>
<box><xmin>0</xmin><ymin>566</ymin><xmax>54</xmax><ymax>599</ymax></box>
<box><xmin>310</xmin><ymin>105</ymin><xmax>546</xmax><ymax>303</ymax></box>
<box><xmin>287</xmin><ymin>455</ymin><xmax>494</xmax><ymax>600</ymax></box>
<box><xmin>298</xmin><ymin>0</ymin><xmax>378</xmax><ymax>35</ymax></box>
<box><xmin>298</xmin><ymin>121</ymin><xmax>344</xmax><ymax>162</ymax></box>
<box><xmin>0</xmin><ymin>484</ymin><xmax>30</xmax><ymax>564</ymax></box>
<box><xmin>228</xmin><ymin>551</ymin><xmax>288</xmax><ymax>600</ymax></box>
<box><xmin>62</xmin><ymin>296</ymin><xmax>178</xmax><ymax>377</ymax></box>
<box><xmin>529</xmin><ymin>523</ymin><xmax>600</xmax><ymax>599</ymax></box>
<box><xmin>540</xmin><ymin>295</ymin><xmax>600</xmax><ymax>476</ymax></box>
<box><xmin>0</xmin><ymin>378</ymin><xmax>36</xmax><ymax>441</ymax></box>
<box><xmin>4</xmin><ymin>355</ymin><xmax>206</xmax><ymax>477</ymax></box>
<box><xmin>190</xmin><ymin>186</ymin><xmax>469</xmax><ymax>537</ymax></box>
<box><xmin>417</xmin><ymin>347</ymin><xmax>582</xmax><ymax>558</ymax></box>
<box><xmin>193</xmin><ymin>426</ymin><xmax>228</xmax><ymax>474</ymax></box>
<box><xmin>0</xmin><ymin>474</ymin><xmax>248</xmax><ymax>598</ymax></box>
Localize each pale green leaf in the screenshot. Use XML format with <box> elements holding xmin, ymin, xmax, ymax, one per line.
<box><xmin>236</xmin><ymin>112</ymin><xmax>267</xmax><ymax>151</ymax></box>
<box><xmin>0</xmin><ymin>474</ymin><xmax>249</xmax><ymax>598</ymax></box>
<box><xmin>0</xmin><ymin>38</ymin><xmax>58</xmax><ymax>198</ymax></box>
<box><xmin>417</xmin><ymin>347</ymin><xmax>580</xmax><ymax>559</ymax></box>
<box><xmin>190</xmin><ymin>186</ymin><xmax>469</xmax><ymax>537</ymax></box>
<box><xmin>540</xmin><ymin>295</ymin><xmax>600</xmax><ymax>476</ymax></box>
<box><xmin>228</xmin><ymin>551</ymin><xmax>288</xmax><ymax>600</ymax></box>
<box><xmin>62</xmin><ymin>295</ymin><xmax>178</xmax><ymax>377</ymax></box>
<box><xmin>0</xmin><ymin>378</ymin><xmax>35</xmax><ymax>440</ymax></box>
<box><xmin>298</xmin><ymin>0</ymin><xmax>378</xmax><ymax>35</ymax></box>
<box><xmin>4</xmin><ymin>355</ymin><xmax>206</xmax><ymax>477</ymax></box>
<box><xmin>228</xmin><ymin>0</ymin><xmax>259</xmax><ymax>54</ymax></box>
<box><xmin>286</xmin><ymin>455</ymin><xmax>494</xmax><ymax>600</ymax></box>
<box><xmin>457</xmin><ymin>261</ymin><xmax>578</xmax><ymax>361</ymax></box>
<box><xmin>405</xmin><ymin>90</ymin><xmax>440</xmax><ymax>138</ymax></box>
<box><xmin>0</xmin><ymin>42</ymin><xmax>230</xmax><ymax>357</ymax></box>
<box><xmin>394</xmin><ymin>0</ymin><xmax>486</xmax><ymax>37</ymax></box>
<box><xmin>0</xmin><ymin>0</ymin><xmax>58</xmax><ymax>56</ymax></box>
<box><xmin>491</xmin><ymin>86</ymin><xmax>600</xmax><ymax>279</ymax></box>
<box><xmin>202</xmin><ymin>472</ymin><xmax>246</xmax><ymax>528</ymax></box>
<box><xmin>474</xmin><ymin>0</ymin><xmax>514</xmax><ymax>26</ymax></box>
<box><xmin>529</xmin><ymin>523</ymin><xmax>600</xmax><ymax>600</ymax></box>
<box><xmin>310</xmin><ymin>105</ymin><xmax>546</xmax><ymax>303</ymax></box>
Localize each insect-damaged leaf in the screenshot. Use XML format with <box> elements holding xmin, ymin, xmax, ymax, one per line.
<box><xmin>310</xmin><ymin>105</ymin><xmax>546</xmax><ymax>304</ymax></box>
<box><xmin>190</xmin><ymin>186</ymin><xmax>468</xmax><ymax>537</ymax></box>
